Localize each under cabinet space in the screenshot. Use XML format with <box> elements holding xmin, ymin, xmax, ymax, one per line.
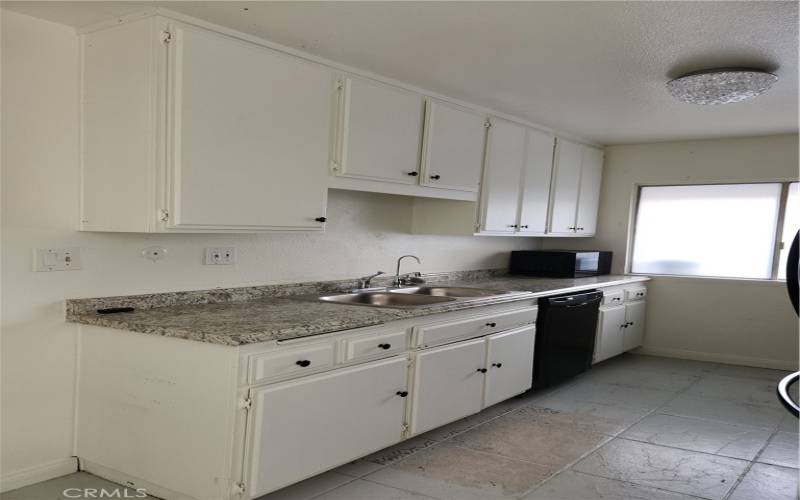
<box><xmin>246</xmin><ymin>356</ymin><xmax>409</xmax><ymax>497</ymax></box>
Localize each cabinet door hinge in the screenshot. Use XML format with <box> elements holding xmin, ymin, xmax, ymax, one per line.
<box><xmin>336</xmin><ymin>79</ymin><xmax>344</xmax><ymax>90</ymax></box>
<box><xmin>240</xmin><ymin>398</ymin><xmax>252</xmax><ymax>411</ymax></box>
<box><xmin>232</xmin><ymin>482</ymin><xmax>246</xmax><ymax>495</ymax></box>
<box><xmin>484</xmin><ymin>119</ymin><xmax>492</xmax><ymax>129</ymax></box>
<box><xmin>160</xmin><ymin>31</ymin><xmax>172</xmax><ymax>44</ymax></box>
<box><xmin>158</xmin><ymin>209</ymin><xmax>169</xmax><ymax>222</ymax></box>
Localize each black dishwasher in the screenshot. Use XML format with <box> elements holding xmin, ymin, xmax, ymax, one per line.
<box><xmin>532</xmin><ymin>290</ymin><xmax>603</xmax><ymax>389</ymax></box>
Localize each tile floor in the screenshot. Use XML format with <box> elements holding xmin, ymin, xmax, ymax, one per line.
<box><xmin>4</xmin><ymin>354</ymin><xmax>797</xmax><ymax>500</ymax></box>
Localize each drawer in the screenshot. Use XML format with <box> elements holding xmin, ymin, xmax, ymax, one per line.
<box><xmin>414</xmin><ymin>306</ymin><xmax>538</xmax><ymax>347</ymax></box>
<box><xmin>342</xmin><ymin>330</ymin><xmax>407</xmax><ymax>362</ymax></box>
<box><xmin>625</xmin><ymin>287</ymin><xmax>647</xmax><ymax>302</ymax></box>
<box><xmin>249</xmin><ymin>343</ymin><xmax>334</xmax><ymax>384</ymax></box>
<box><xmin>602</xmin><ymin>290</ymin><xmax>625</xmax><ymax>306</ymax></box>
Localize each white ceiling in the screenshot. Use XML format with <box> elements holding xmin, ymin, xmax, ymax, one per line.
<box><xmin>5</xmin><ymin>1</ymin><xmax>798</xmax><ymax>145</ymax></box>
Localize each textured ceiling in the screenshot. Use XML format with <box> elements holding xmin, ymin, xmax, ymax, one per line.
<box><xmin>4</xmin><ymin>1</ymin><xmax>798</xmax><ymax>145</ymax></box>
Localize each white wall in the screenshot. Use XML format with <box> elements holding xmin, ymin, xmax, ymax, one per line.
<box><xmin>0</xmin><ymin>10</ymin><xmax>535</xmax><ymax>489</ymax></box>
<box><xmin>543</xmin><ymin>134</ymin><xmax>799</xmax><ymax>369</ymax></box>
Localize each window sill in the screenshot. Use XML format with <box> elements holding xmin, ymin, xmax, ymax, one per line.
<box><xmin>626</xmin><ymin>273</ymin><xmax>788</xmax><ymax>286</ymax></box>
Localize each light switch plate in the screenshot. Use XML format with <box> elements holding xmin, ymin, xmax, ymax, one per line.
<box><xmin>204</xmin><ymin>247</ymin><xmax>237</xmax><ymax>265</ymax></box>
<box><xmin>34</xmin><ymin>248</ymin><xmax>82</xmax><ymax>272</ymax></box>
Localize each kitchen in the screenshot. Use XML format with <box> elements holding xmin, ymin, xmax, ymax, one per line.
<box><xmin>1</xmin><ymin>2</ymin><xmax>798</xmax><ymax>500</ymax></box>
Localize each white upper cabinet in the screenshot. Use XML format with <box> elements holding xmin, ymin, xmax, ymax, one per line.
<box><xmin>420</xmin><ymin>100</ymin><xmax>486</xmax><ymax>192</ymax></box>
<box><xmin>575</xmin><ymin>146</ymin><xmax>604</xmax><ymax>235</ymax></box>
<box><xmin>479</xmin><ymin>119</ymin><xmax>526</xmax><ymax>233</ymax></box>
<box><xmin>548</xmin><ymin>139</ymin><xmax>604</xmax><ymax>236</ymax></box>
<box><xmin>335</xmin><ymin>76</ymin><xmax>425</xmax><ymax>184</ymax></box>
<box><xmin>517</xmin><ymin>129</ymin><xmax>556</xmax><ymax>235</ymax></box>
<box><xmin>167</xmin><ymin>25</ymin><xmax>331</xmax><ymax>230</ymax></box>
<box><xmin>81</xmin><ymin>18</ymin><xmax>332</xmax><ymax>232</ymax></box>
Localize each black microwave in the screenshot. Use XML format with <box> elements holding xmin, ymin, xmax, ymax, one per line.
<box><xmin>509</xmin><ymin>250</ymin><xmax>612</xmax><ymax>278</ymax></box>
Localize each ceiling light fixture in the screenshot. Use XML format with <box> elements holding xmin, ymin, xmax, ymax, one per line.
<box><xmin>666</xmin><ymin>68</ymin><xmax>778</xmax><ymax>105</ymax></box>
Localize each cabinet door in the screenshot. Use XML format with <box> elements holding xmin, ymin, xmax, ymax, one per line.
<box><xmin>575</xmin><ymin>146</ymin><xmax>603</xmax><ymax>236</ymax></box>
<box><xmin>410</xmin><ymin>338</ymin><xmax>486</xmax><ymax>435</ymax></box>
<box><xmin>338</xmin><ymin>76</ymin><xmax>425</xmax><ymax>184</ymax></box>
<box><xmin>517</xmin><ymin>129</ymin><xmax>555</xmax><ymax>235</ymax></box>
<box><xmin>548</xmin><ymin>138</ymin><xmax>583</xmax><ymax>234</ymax></box>
<box><xmin>593</xmin><ymin>305</ymin><xmax>626</xmax><ymax>364</ymax></box>
<box><xmin>479</xmin><ymin>119</ymin><xmax>525</xmax><ymax>233</ymax></box>
<box><xmin>622</xmin><ymin>301</ymin><xmax>647</xmax><ymax>351</ymax></box>
<box><xmin>167</xmin><ymin>25</ymin><xmax>331</xmax><ymax>230</ymax></box>
<box><xmin>420</xmin><ymin>100</ymin><xmax>486</xmax><ymax>192</ymax></box>
<box><xmin>484</xmin><ymin>325</ymin><xmax>536</xmax><ymax>407</ymax></box>
<box><xmin>246</xmin><ymin>357</ymin><xmax>408</xmax><ymax>497</ymax></box>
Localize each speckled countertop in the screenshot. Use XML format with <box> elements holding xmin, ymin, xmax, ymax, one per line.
<box><xmin>66</xmin><ymin>272</ymin><xmax>648</xmax><ymax>346</ymax></box>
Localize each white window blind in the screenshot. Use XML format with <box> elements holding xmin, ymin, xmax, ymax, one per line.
<box><xmin>631</xmin><ymin>183</ymin><xmax>783</xmax><ymax>279</ymax></box>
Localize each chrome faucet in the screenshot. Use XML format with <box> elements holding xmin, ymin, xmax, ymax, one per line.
<box><xmin>356</xmin><ymin>271</ymin><xmax>385</xmax><ymax>290</ymax></box>
<box><xmin>394</xmin><ymin>255</ymin><xmax>422</xmax><ymax>287</ymax></box>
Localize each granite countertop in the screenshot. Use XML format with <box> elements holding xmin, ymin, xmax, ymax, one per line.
<box><xmin>67</xmin><ymin>273</ymin><xmax>648</xmax><ymax>346</ymax></box>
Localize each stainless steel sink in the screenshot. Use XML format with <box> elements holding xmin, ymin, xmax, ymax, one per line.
<box><xmin>319</xmin><ymin>292</ymin><xmax>456</xmax><ymax>308</ymax></box>
<box><xmin>389</xmin><ymin>286</ymin><xmax>513</xmax><ymax>298</ymax></box>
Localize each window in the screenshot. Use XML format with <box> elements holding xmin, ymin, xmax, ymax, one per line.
<box><xmin>631</xmin><ymin>182</ymin><xmax>798</xmax><ymax>280</ymax></box>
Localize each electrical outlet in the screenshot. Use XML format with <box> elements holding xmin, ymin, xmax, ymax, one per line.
<box><xmin>34</xmin><ymin>248</ymin><xmax>82</xmax><ymax>272</ymax></box>
<box><xmin>204</xmin><ymin>247</ymin><xmax>237</xmax><ymax>265</ymax></box>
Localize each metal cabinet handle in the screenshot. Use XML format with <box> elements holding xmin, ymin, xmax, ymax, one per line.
<box><xmin>576</xmin><ymin>227</ymin><xmax>584</xmax><ymax>231</ymax></box>
<box><xmin>492</xmin><ymin>363</ymin><xmax>503</xmax><ymax>368</ymax></box>
<box><xmin>519</xmin><ymin>225</ymin><xmax>529</xmax><ymax>229</ymax></box>
<box><xmin>486</xmin><ymin>322</ymin><xmax>497</xmax><ymax>327</ymax></box>
<box><xmin>296</xmin><ymin>360</ymin><xmax>311</xmax><ymax>367</ymax></box>
<box><xmin>568</xmin><ymin>226</ymin><xmax>576</xmax><ymax>230</ymax></box>
<box><xmin>430</xmin><ymin>174</ymin><xmax>441</xmax><ymax>180</ymax></box>
<box><xmin>315</xmin><ymin>217</ymin><xmax>327</xmax><ymax>223</ymax></box>
<box><xmin>507</xmin><ymin>224</ymin><xmax>519</xmax><ymax>228</ymax></box>
<box><xmin>612</xmin><ymin>297</ymin><xmax>621</xmax><ymax>302</ymax></box>
<box><xmin>407</xmin><ymin>171</ymin><xmax>418</xmax><ymax>177</ymax></box>
<box><xmin>476</xmin><ymin>368</ymin><xmax>488</xmax><ymax>373</ymax></box>
<box><xmin>396</xmin><ymin>391</ymin><xmax>409</xmax><ymax>398</ymax></box>
<box><xmin>378</xmin><ymin>343</ymin><xmax>391</xmax><ymax>350</ymax></box>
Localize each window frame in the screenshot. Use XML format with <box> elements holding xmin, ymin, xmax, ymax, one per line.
<box><xmin>627</xmin><ymin>179</ymin><xmax>799</xmax><ymax>281</ymax></box>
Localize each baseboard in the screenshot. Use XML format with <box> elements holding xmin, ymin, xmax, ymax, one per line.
<box><xmin>80</xmin><ymin>459</ymin><xmax>196</xmax><ymax>500</ymax></box>
<box><xmin>0</xmin><ymin>457</ymin><xmax>78</xmax><ymax>493</ymax></box>
<box><xmin>635</xmin><ymin>346</ymin><xmax>799</xmax><ymax>371</ymax></box>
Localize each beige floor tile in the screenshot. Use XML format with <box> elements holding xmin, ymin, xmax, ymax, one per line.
<box><xmin>523</xmin><ymin>470</ymin><xmax>703</xmax><ymax>500</ymax></box>
<box><xmin>728</xmin><ymin>463</ymin><xmax>799</xmax><ymax>500</ymax></box>
<box><xmin>573</xmin><ymin>439</ymin><xmax>748</xmax><ymax>500</ymax></box>
<box><xmin>449</xmin><ymin>406</ymin><xmax>610</xmax><ymax>469</ymax></box>
<box><xmin>0</xmin><ymin>472</ymin><xmax>157</xmax><ymax>500</ymax></box>
<box><xmin>538</xmin><ymin>379</ymin><xmax>675</xmax><ymax>411</ymax></box>
<box><xmin>314</xmin><ymin>479</ymin><xmax>435</xmax><ymax>500</ymax></box>
<box><xmin>621</xmin><ymin>413</ymin><xmax>773</xmax><ymax>460</ymax></box>
<box><xmin>758</xmin><ymin>432</ymin><xmax>799</xmax><ymax>469</ymax></box>
<box><xmin>366</xmin><ymin>443</ymin><xmax>555</xmax><ymax>500</ymax></box>
<box><xmin>359</xmin><ymin>437</ymin><xmax>438</xmax><ymax>466</ymax></box>
<box><xmin>527</xmin><ymin>397</ymin><xmax>652</xmax><ymax>435</ymax></box>
<box><xmin>418</xmin><ymin>403</ymin><xmax>515</xmax><ymax>442</ymax></box>
<box><xmin>256</xmin><ymin>471</ymin><xmax>354</xmax><ymax>500</ymax></box>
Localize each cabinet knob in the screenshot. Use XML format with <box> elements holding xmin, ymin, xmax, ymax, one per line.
<box><xmin>519</xmin><ymin>225</ymin><xmax>529</xmax><ymax>229</ymax></box>
<box><xmin>612</xmin><ymin>297</ymin><xmax>621</xmax><ymax>302</ymax></box>
<box><xmin>430</xmin><ymin>174</ymin><xmax>441</xmax><ymax>180</ymax></box>
<box><xmin>477</xmin><ymin>368</ymin><xmax>488</xmax><ymax>373</ymax></box>
<box><xmin>507</xmin><ymin>224</ymin><xmax>519</xmax><ymax>228</ymax></box>
<box><xmin>486</xmin><ymin>322</ymin><xmax>497</xmax><ymax>327</ymax></box>
<box><xmin>576</xmin><ymin>227</ymin><xmax>584</xmax><ymax>231</ymax></box>
<box><xmin>407</xmin><ymin>171</ymin><xmax>419</xmax><ymax>177</ymax></box>
<box><xmin>396</xmin><ymin>391</ymin><xmax>408</xmax><ymax>397</ymax></box>
<box><xmin>620</xmin><ymin>324</ymin><xmax>627</xmax><ymax>329</ymax></box>
<box><xmin>628</xmin><ymin>321</ymin><xmax>634</xmax><ymax>326</ymax></box>
<box><xmin>378</xmin><ymin>343</ymin><xmax>391</xmax><ymax>350</ymax></box>
<box><xmin>492</xmin><ymin>362</ymin><xmax>503</xmax><ymax>368</ymax></box>
<box><xmin>568</xmin><ymin>226</ymin><xmax>576</xmax><ymax>230</ymax></box>
<box><xmin>296</xmin><ymin>360</ymin><xmax>311</xmax><ymax>367</ymax></box>
<box><xmin>315</xmin><ymin>217</ymin><xmax>327</xmax><ymax>223</ymax></box>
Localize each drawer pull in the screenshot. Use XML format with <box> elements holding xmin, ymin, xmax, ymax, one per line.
<box><xmin>611</xmin><ymin>297</ymin><xmax>621</xmax><ymax>302</ymax></box>
<box><xmin>486</xmin><ymin>322</ymin><xmax>497</xmax><ymax>327</ymax></box>
<box><xmin>620</xmin><ymin>324</ymin><xmax>627</xmax><ymax>329</ymax></box>
<box><xmin>407</xmin><ymin>171</ymin><xmax>419</xmax><ymax>177</ymax></box>
<box><xmin>492</xmin><ymin>362</ymin><xmax>503</xmax><ymax>368</ymax></box>
<box><xmin>378</xmin><ymin>343</ymin><xmax>392</xmax><ymax>350</ymax></box>
<box><xmin>296</xmin><ymin>360</ymin><xmax>311</xmax><ymax>367</ymax></box>
<box><xmin>396</xmin><ymin>391</ymin><xmax>408</xmax><ymax>397</ymax></box>
<box><xmin>477</xmin><ymin>368</ymin><xmax>488</xmax><ymax>373</ymax></box>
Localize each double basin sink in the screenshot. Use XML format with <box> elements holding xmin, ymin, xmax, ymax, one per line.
<box><xmin>319</xmin><ymin>286</ymin><xmax>519</xmax><ymax>309</ymax></box>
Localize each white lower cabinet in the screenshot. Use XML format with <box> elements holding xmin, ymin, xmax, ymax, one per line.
<box><xmin>622</xmin><ymin>300</ymin><xmax>647</xmax><ymax>351</ymax></box>
<box><xmin>409</xmin><ymin>338</ymin><xmax>487</xmax><ymax>435</ymax></box>
<box><xmin>246</xmin><ymin>357</ymin><xmax>408</xmax><ymax>497</ymax></box>
<box><xmin>484</xmin><ymin>325</ymin><xmax>536</xmax><ymax>407</ymax></box>
<box><xmin>594</xmin><ymin>288</ymin><xmax>647</xmax><ymax>363</ymax></box>
<box><xmin>410</xmin><ymin>325</ymin><xmax>536</xmax><ymax>435</ymax></box>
